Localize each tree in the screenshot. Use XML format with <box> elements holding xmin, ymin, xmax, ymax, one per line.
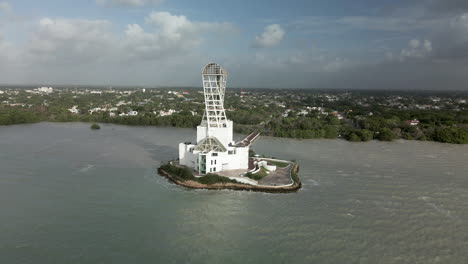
<box><xmin>348</xmin><ymin>133</ymin><xmax>361</xmax><ymax>142</ymax></box>
<box><xmin>433</xmin><ymin>127</ymin><xmax>468</xmax><ymax>144</ymax></box>
<box><xmin>357</xmin><ymin>129</ymin><xmax>373</xmax><ymax>141</ymax></box>
<box><xmin>324</xmin><ymin>125</ymin><xmax>338</xmax><ymax>139</ymax></box>
<box><xmin>377</xmin><ymin>128</ymin><xmax>395</xmax><ymax>141</ymax></box>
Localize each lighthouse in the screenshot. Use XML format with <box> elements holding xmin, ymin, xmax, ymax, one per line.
<box><xmin>179</xmin><ymin>63</ymin><xmax>259</xmax><ymax>175</ymax></box>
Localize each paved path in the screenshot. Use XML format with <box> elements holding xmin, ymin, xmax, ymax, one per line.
<box><xmin>217</xmin><ymin>169</ymin><xmax>248</xmax><ymax>177</ymax></box>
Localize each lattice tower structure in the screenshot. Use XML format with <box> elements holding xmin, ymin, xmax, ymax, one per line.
<box><xmin>202</xmin><ymin>63</ymin><xmax>228</xmax><ymax>128</ymax></box>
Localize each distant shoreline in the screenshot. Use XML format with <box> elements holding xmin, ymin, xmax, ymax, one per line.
<box><xmin>2</xmin><ymin>121</ymin><xmax>467</xmax><ymax>145</ymax></box>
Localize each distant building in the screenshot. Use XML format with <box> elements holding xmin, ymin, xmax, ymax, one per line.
<box><xmin>159</xmin><ymin>109</ymin><xmax>177</xmax><ymax>116</ymax></box>
<box><xmin>88</xmin><ymin>107</ymin><xmax>102</xmax><ymax>114</ymax></box>
<box><xmin>37</xmin><ymin>87</ymin><xmax>53</xmax><ymax>93</ymax></box>
<box><xmin>128</xmin><ymin>111</ymin><xmax>138</xmax><ymax>116</ymax></box>
<box><xmin>407</xmin><ymin>119</ymin><xmax>420</xmax><ymax>126</ymax></box>
<box><xmin>68</xmin><ymin>106</ymin><xmax>80</xmax><ymax>114</ymax></box>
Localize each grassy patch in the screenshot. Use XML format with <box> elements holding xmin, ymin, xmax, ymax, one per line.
<box><xmin>291</xmin><ymin>164</ymin><xmax>301</xmax><ymax>185</ymax></box>
<box><xmin>160</xmin><ymin>163</ymin><xmax>195</xmax><ymax>181</ymax></box>
<box><xmin>197</xmin><ymin>173</ymin><xmax>238</xmax><ymax>185</ymax></box>
<box><xmin>160</xmin><ymin>163</ymin><xmax>238</xmax><ymax>185</ymax></box>
<box><xmin>245</xmin><ymin>167</ymin><xmax>269</xmax><ymax>181</ymax></box>
<box><xmin>267</xmin><ymin>160</ymin><xmax>290</xmax><ymax>168</ymax></box>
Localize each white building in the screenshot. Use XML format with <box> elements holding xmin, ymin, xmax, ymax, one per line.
<box><xmin>159</xmin><ymin>109</ymin><xmax>177</xmax><ymax>116</ymax></box>
<box><xmin>88</xmin><ymin>107</ymin><xmax>102</xmax><ymax>114</ymax></box>
<box><xmin>179</xmin><ymin>63</ymin><xmax>259</xmax><ymax>175</ymax></box>
<box><xmin>37</xmin><ymin>87</ymin><xmax>53</xmax><ymax>93</ymax></box>
<box><xmin>408</xmin><ymin>119</ymin><xmax>420</xmax><ymax>126</ymax></box>
<box><xmin>68</xmin><ymin>106</ymin><xmax>80</xmax><ymax>114</ymax></box>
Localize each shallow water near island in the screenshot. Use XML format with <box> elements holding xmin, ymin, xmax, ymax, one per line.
<box><xmin>1</xmin><ymin>122</ymin><xmax>468</xmax><ymax>263</ymax></box>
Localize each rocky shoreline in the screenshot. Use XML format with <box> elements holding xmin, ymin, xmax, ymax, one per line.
<box><xmin>157</xmin><ymin>164</ymin><xmax>301</xmax><ymax>193</ymax></box>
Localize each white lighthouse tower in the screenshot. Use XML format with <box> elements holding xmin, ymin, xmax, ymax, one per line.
<box><xmin>179</xmin><ymin>63</ymin><xmax>259</xmax><ymax>175</ymax></box>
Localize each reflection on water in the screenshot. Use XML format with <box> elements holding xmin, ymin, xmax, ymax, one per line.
<box><xmin>0</xmin><ymin>122</ymin><xmax>467</xmax><ymax>264</ymax></box>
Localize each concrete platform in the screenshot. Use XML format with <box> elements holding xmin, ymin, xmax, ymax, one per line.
<box><xmin>216</xmin><ymin>169</ymin><xmax>248</xmax><ymax>177</ymax></box>
<box><xmin>258</xmin><ymin>164</ymin><xmax>293</xmax><ymax>186</ymax></box>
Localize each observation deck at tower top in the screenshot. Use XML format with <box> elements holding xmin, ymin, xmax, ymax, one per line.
<box><xmin>202</xmin><ymin>63</ymin><xmax>227</xmax><ymax>76</ymax></box>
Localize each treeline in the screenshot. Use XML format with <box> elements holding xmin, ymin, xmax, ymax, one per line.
<box><xmin>264</xmin><ymin>115</ymin><xmax>341</xmax><ymax>139</ymax></box>
<box><xmin>263</xmin><ymin>115</ymin><xmax>468</xmax><ymax>144</ymax></box>
<box><xmin>0</xmin><ymin>107</ymin><xmax>202</xmax><ymax>129</ymax></box>
<box><xmin>0</xmin><ymin>108</ymin><xmax>44</xmax><ymax>125</ymax></box>
<box><xmin>2</xmin><ymin>106</ymin><xmax>467</xmax><ymax>144</ymax></box>
<box><xmin>347</xmin><ymin>109</ymin><xmax>468</xmax><ymax>143</ymax></box>
<box><xmin>253</xmin><ymin>109</ymin><xmax>468</xmax><ymax>144</ymax></box>
<box><xmin>51</xmin><ymin>111</ymin><xmax>202</xmax><ymax>128</ymax></box>
<box><xmin>343</xmin><ymin>126</ymin><xmax>468</xmax><ymax>144</ymax></box>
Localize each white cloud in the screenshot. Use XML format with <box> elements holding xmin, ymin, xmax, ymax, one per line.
<box><xmin>449</xmin><ymin>13</ymin><xmax>468</xmax><ymax>36</ymax></box>
<box><xmin>122</xmin><ymin>11</ymin><xmax>235</xmax><ymax>60</ymax></box>
<box><xmin>0</xmin><ymin>11</ymin><xmax>237</xmax><ymax>85</ymax></box>
<box><xmin>399</xmin><ymin>39</ymin><xmax>432</xmax><ymax>61</ymax></box>
<box><xmin>0</xmin><ymin>32</ymin><xmax>18</xmax><ymax>69</ymax></box>
<box><xmin>0</xmin><ymin>1</ymin><xmax>11</xmax><ymax>13</ymax></box>
<box><xmin>145</xmin><ymin>11</ymin><xmax>234</xmax><ymax>39</ymax></box>
<box><xmin>96</xmin><ymin>0</ymin><xmax>163</xmax><ymax>7</ymax></box>
<box><xmin>323</xmin><ymin>57</ymin><xmax>349</xmax><ymax>72</ymax></box>
<box><xmin>23</xmin><ymin>18</ymin><xmax>116</xmax><ymax>66</ymax></box>
<box><xmin>146</xmin><ymin>11</ymin><xmax>196</xmax><ymax>42</ymax></box>
<box><xmin>254</xmin><ymin>24</ymin><xmax>285</xmax><ymax>48</ymax></box>
<box><xmin>291</xmin><ymin>15</ymin><xmax>445</xmax><ymax>35</ymax></box>
<box><xmin>22</xmin><ymin>11</ymin><xmax>235</xmax><ymax>64</ymax></box>
<box><xmin>2</xmin><ymin>3</ymin><xmax>467</xmax><ymax>89</ymax></box>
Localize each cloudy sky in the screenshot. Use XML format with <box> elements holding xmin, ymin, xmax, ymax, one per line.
<box><xmin>0</xmin><ymin>0</ymin><xmax>468</xmax><ymax>89</ymax></box>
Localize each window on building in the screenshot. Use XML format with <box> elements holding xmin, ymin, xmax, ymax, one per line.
<box><xmin>213</xmin><ymin>167</ymin><xmax>216</xmax><ymax>172</ymax></box>
<box><xmin>228</xmin><ymin>150</ymin><xmax>235</xmax><ymax>155</ymax></box>
<box><xmin>212</xmin><ymin>153</ymin><xmax>218</xmax><ymax>156</ymax></box>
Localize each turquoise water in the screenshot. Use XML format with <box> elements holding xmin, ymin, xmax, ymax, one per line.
<box><xmin>0</xmin><ymin>122</ymin><xmax>467</xmax><ymax>263</ymax></box>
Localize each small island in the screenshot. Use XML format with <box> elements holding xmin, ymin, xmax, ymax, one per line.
<box><xmin>90</xmin><ymin>123</ymin><xmax>101</xmax><ymax>130</ymax></box>
<box><xmin>158</xmin><ymin>63</ymin><xmax>301</xmax><ymax>193</ymax></box>
<box><xmin>158</xmin><ymin>157</ymin><xmax>301</xmax><ymax>193</ymax></box>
